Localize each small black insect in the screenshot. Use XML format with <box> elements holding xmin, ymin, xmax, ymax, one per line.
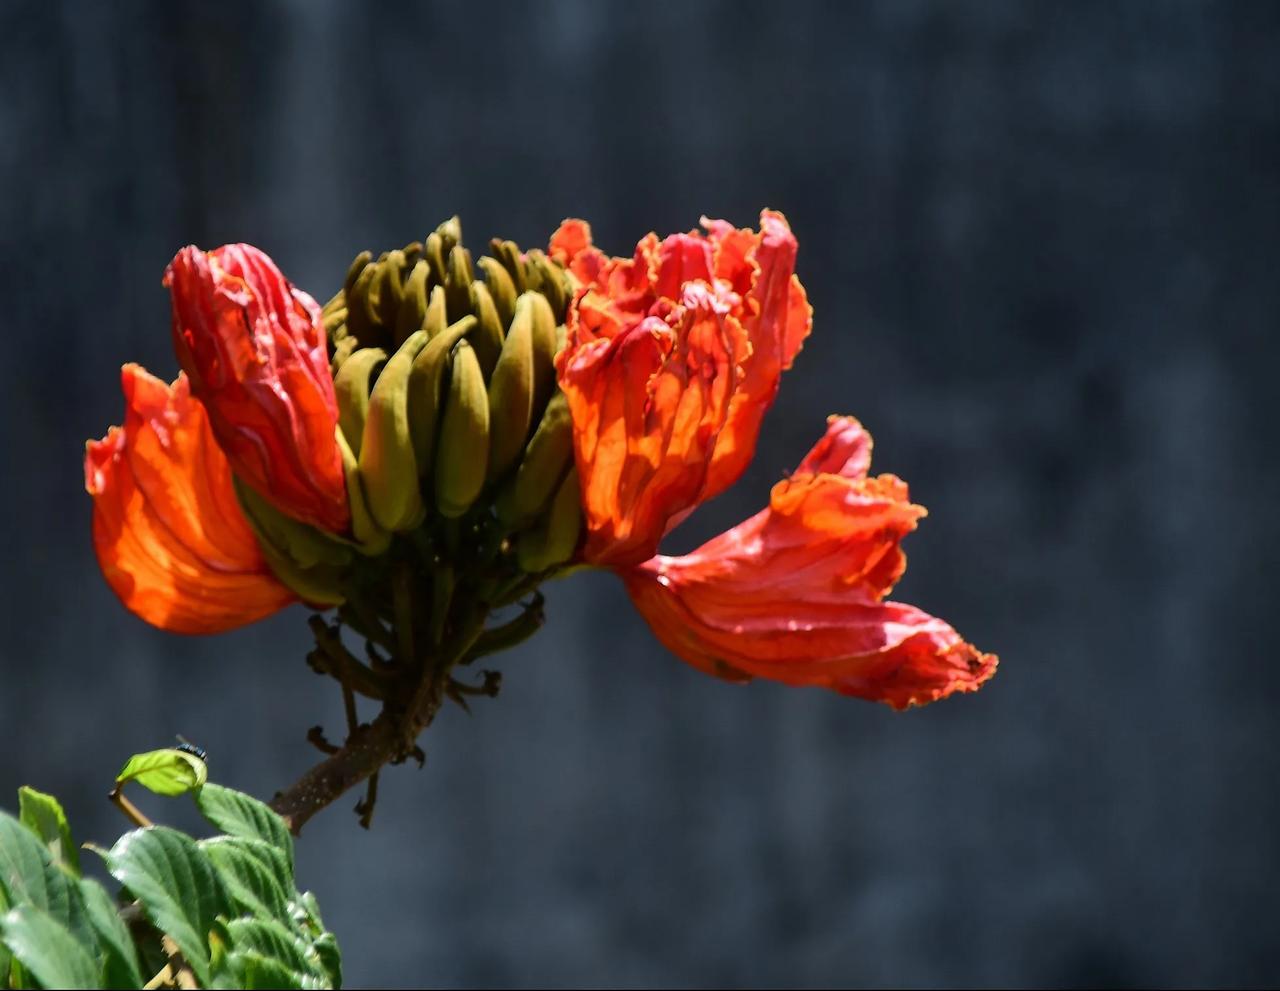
<box><xmin>175</xmin><ymin>740</ymin><xmax>208</xmax><ymax>763</ymax></box>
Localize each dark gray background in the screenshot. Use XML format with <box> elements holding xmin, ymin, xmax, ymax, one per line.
<box><xmin>1</xmin><ymin>1</ymin><xmax>1276</xmax><ymax>987</ymax></box>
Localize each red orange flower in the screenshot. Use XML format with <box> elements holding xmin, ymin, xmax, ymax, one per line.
<box><xmin>85</xmin><ymin>364</ymin><xmax>295</xmax><ymax>634</ymax></box>
<box><xmin>554</xmin><ymin>216</ymin><xmax>995</xmax><ymax>708</ymax></box>
<box><xmin>621</xmin><ymin>417</ymin><xmax>996</xmax><ymax>709</ymax></box>
<box><xmin>551</xmin><ymin>211</ymin><xmax>811</xmax><ymax>567</ymax></box>
<box><xmin>166</xmin><ymin>243</ymin><xmax>349</xmax><ymax>534</ymax></box>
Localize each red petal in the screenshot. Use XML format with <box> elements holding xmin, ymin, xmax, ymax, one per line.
<box><xmin>85</xmin><ymin>365</ymin><xmax>295</xmax><ymax>634</ymax></box>
<box><xmin>165</xmin><ymin>243</ymin><xmax>349</xmax><ymax>533</ymax></box>
<box><xmin>555</xmin><ymin>211</ymin><xmax>811</xmax><ymax>566</ymax></box>
<box><xmin>621</xmin><ymin>417</ymin><xmax>996</xmax><ymax>709</ymax></box>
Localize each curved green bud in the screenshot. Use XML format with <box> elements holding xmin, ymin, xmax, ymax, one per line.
<box><xmin>407</xmin><ymin>315</ymin><xmax>477</xmax><ymax>476</ymax></box>
<box><xmin>322</xmin><ymin>306</ymin><xmax>348</xmax><ymax>337</ymax></box>
<box><xmin>343</xmin><ymin>249</ymin><xmax>373</xmax><ymax>298</ymax></box>
<box><xmin>395</xmin><ymin>259</ymin><xmax>430</xmax><ymax>344</ymax></box>
<box><xmin>333</xmin><ymin>346</ymin><xmax>387</xmax><ymax>457</ymax></box>
<box><xmin>435</xmin><ymin>216</ymin><xmax>462</xmax><ymax>254</ymax></box>
<box><xmin>494</xmin><ymin>391</ymin><xmax>572</xmax><ymax>526</ymax></box>
<box><xmin>527</xmin><ymin>249</ymin><xmax>569</xmax><ymax>322</ymax></box>
<box><xmin>424</xmin><ymin>283</ymin><xmax>448</xmax><ymax>339</ymax></box>
<box><xmin>445</xmin><ymin>245</ymin><xmax>474</xmax><ymax>317</ymax></box>
<box><xmin>345</xmin><ymin>260</ymin><xmax>382</xmax><ymax>345</ymax></box>
<box><xmin>485</xmin><ymin>298</ymin><xmax>535</xmax><ymax>483</ymax></box>
<box><xmin>515</xmin><ymin>466</ymin><xmax>582</xmax><ymax>573</ymax></box>
<box><xmin>525</xmin><ymin>291</ymin><xmax>559</xmax><ymax>425</ymax></box>
<box><xmin>491</xmin><ymin>239</ymin><xmax>528</xmax><ymax>293</ymax></box>
<box><xmin>329</xmin><ymin>335</ymin><xmax>359</xmax><ymax>375</ymax></box>
<box><xmin>359</xmin><ymin>329</ymin><xmax>431</xmax><ymax>531</ymax></box>
<box><xmin>376</xmin><ymin>249</ymin><xmax>407</xmax><ymax>329</ymax></box>
<box><xmin>476</xmin><ymin>256</ymin><xmax>517</xmax><ymax>328</ymax></box>
<box><xmin>233</xmin><ymin>477</ymin><xmax>353</xmax><ymax>571</ymax></box>
<box><xmin>258</xmin><ymin>541</ymin><xmax>347</xmax><ymax>607</ymax></box>
<box><xmin>434</xmin><ymin>340</ymin><xmax>490</xmax><ymax>518</ymax></box>
<box><xmin>424</xmin><ymin>232</ymin><xmax>447</xmax><ymax>292</ymax></box>
<box><xmin>335</xmin><ymin>427</ymin><xmax>391</xmax><ymax>557</ymax></box>
<box><xmin>468</xmin><ymin>281</ymin><xmax>504</xmax><ymax>379</ymax></box>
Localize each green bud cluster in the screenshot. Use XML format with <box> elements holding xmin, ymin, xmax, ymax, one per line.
<box><xmin>241</xmin><ymin>219</ymin><xmax>583</xmax><ymax>659</ymax></box>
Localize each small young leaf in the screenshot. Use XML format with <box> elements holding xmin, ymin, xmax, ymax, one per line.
<box><xmin>78</xmin><ymin>877</ymin><xmax>143</xmax><ymax>990</ymax></box>
<box><xmin>115</xmin><ymin>748</ymin><xmax>208</xmax><ymax>796</ymax></box>
<box><xmin>105</xmin><ymin>826</ymin><xmax>229</xmax><ymax>987</ymax></box>
<box><xmin>18</xmin><ymin>787</ymin><xmax>80</xmax><ymax>877</ymax></box>
<box><xmin>195</xmin><ymin>783</ymin><xmax>294</xmax><ymax>870</ymax></box>
<box><xmin>0</xmin><ymin>904</ymin><xmax>99</xmax><ymax>989</ymax></box>
<box><xmin>200</xmin><ymin>836</ymin><xmax>292</xmax><ymax>920</ymax></box>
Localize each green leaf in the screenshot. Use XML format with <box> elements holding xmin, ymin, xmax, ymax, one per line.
<box><xmin>18</xmin><ymin>787</ymin><xmax>80</xmax><ymax>877</ymax></box>
<box><xmin>78</xmin><ymin>878</ymin><xmax>143</xmax><ymax>990</ymax></box>
<box><xmin>195</xmin><ymin>783</ymin><xmax>294</xmax><ymax>870</ymax></box>
<box><xmin>0</xmin><ymin>886</ymin><xmax>12</xmax><ymax>987</ymax></box>
<box><xmin>0</xmin><ymin>813</ymin><xmax>90</xmax><ymax>943</ymax></box>
<box><xmin>105</xmin><ymin>826</ymin><xmax>229</xmax><ymax>988</ymax></box>
<box><xmin>224</xmin><ymin>917</ymin><xmax>329</xmax><ymax>988</ymax></box>
<box><xmin>309</xmin><ymin>930</ymin><xmax>343</xmax><ymax>989</ymax></box>
<box><xmin>0</xmin><ymin>904</ymin><xmax>99</xmax><ymax>989</ymax></box>
<box><xmin>233</xmin><ymin>949</ymin><xmax>307</xmax><ymax>989</ymax></box>
<box><xmin>199</xmin><ymin>837</ymin><xmax>291</xmax><ymax>921</ymax></box>
<box><xmin>115</xmin><ymin>748</ymin><xmax>207</xmax><ymax>796</ymax></box>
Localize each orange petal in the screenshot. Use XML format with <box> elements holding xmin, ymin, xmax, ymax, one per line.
<box><xmin>555</xmin><ymin>211</ymin><xmax>811</xmax><ymax>567</ymax></box>
<box><xmin>700</xmin><ymin>210</ymin><xmax>812</xmax><ymax>502</ymax></box>
<box><xmin>85</xmin><ymin>364</ymin><xmax>295</xmax><ymax>634</ymax></box>
<box><xmin>165</xmin><ymin>243</ymin><xmax>349</xmax><ymax>533</ymax></box>
<box><xmin>621</xmin><ymin>417</ymin><xmax>996</xmax><ymax>709</ymax></box>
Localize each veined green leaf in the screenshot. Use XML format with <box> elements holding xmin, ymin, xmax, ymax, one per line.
<box><xmin>105</xmin><ymin>826</ymin><xmax>229</xmax><ymax>987</ymax></box>
<box><xmin>232</xmin><ymin>949</ymin><xmax>308</xmax><ymax>989</ymax></box>
<box><xmin>78</xmin><ymin>877</ymin><xmax>143</xmax><ymax>990</ymax></box>
<box><xmin>195</xmin><ymin>783</ymin><xmax>294</xmax><ymax>870</ymax></box>
<box><xmin>200</xmin><ymin>836</ymin><xmax>292</xmax><ymax>920</ymax></box>
<box><xmin>18</xmin><ymin>787</ymin><xmax>80</xmax><ymax>877</ymax></box>
<box><xmin>0</xmin><ymin>885</ymin><xmax>12</xmax><ymax>986</ymax></box>
<box><xmin>0</xmin><ymin>813</ymin><xmax>90</xmax><ymax>944</ymax></box>
<box><xmin>0</xmin><ymin>904</ymin><xmax>98</xmax><ymax>989</ymax></box>
<box><xmin>115</xmin><ymin>748</ymin><xmax>207</xmax><ymax>796</ymax></box>
<box><xmin>310</xmin><ymin>930</ymin><xmax>343</xmax><ymax>989</ymax></box>
<box><xmin>225</xmin><ymin>917</ymin><xmax>329</xmax><ymax>988</ymax></box>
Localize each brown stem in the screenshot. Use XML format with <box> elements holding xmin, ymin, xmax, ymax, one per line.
<box><xmin>269</xmin><ymin>682</ymin><xmax>445</xmax><ymax>835</ymax></box>
<box><xmin>270</xmin><ymin>591</ymin><xmax>490</xmax><ymax>834</ymax></box>
<box><xmin>109</xmin><ymin>788</ymin><xmax>154</xmax><ymax>829</ymax></box>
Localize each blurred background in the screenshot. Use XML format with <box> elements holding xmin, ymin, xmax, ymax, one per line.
<box><xmin>2</xmin><ymin>1</ymin><xmax>1277</xmax><ymax>986</ymax></box>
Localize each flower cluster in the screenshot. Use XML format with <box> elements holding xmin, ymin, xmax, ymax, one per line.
<box><xmin>86</xmin><ymin>214</ymin><xmax>995</xmax><ymax>710</ymax></box>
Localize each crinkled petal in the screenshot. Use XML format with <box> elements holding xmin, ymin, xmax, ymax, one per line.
<box><xmin>562</xmin><ymin>285</ymin><xmax>749</xmax><ymax>566</ymax></box>
<box><xmin>166</xmin><ymin>243</ymin><xmax>349</xmax><ymax>533</ymax></box>
<box><xmin>700</xmin><ymin>210</ymin><xmax>812</xmax><ymax>501</ymax></box>
<box><xmin>621</xmin><ymin>417</ymin><xmax>996</xmax><ymax>709</ymax></box>
<box><xmin>85</xmin><ymin>364</ymin><xmax>295</xmax><ymax>634</ymax></box>
<box><xmin>554</xmin><ymin>210</ymin><xmax>811</xmax><ymax>566</ymax></box>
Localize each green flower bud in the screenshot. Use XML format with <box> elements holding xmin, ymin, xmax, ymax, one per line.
<box><xmin>485</xmin><ymin>297</ymin><xmax>535</xmax><ymax>483</ymax></box>
<box><xmin>333</xmin><ymin>346</ymin><xmax>387</xmax><ymax>457</ymax></box>
<box><xmin>359</xmin><ymin>329</ymin><xmax>430</xmax><ymax>532</ymax></box>
<box><xmin>434</xmin><ymin>340</ymin><xmax>490</xmax><ymax>518</ymax></box>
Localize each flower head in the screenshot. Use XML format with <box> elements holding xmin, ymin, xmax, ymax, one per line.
<box><xmin>85</xmin><ymin>364</ymin><xmax>295</xmax><ymax>634</ymax></box>
<box><xmin>553</xmin><ymin>215</ymin><xmax>995</xmax><ymax>707</ymax></box>
<box><xmin>551</xmin><ymin>211</ymin><xmax>811</xmax><ymax>567</ymax></box>
<box><xmin>166</xmin><ymin>244</ymin><xmax>349</xmax><ymax>533</ymax></box>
